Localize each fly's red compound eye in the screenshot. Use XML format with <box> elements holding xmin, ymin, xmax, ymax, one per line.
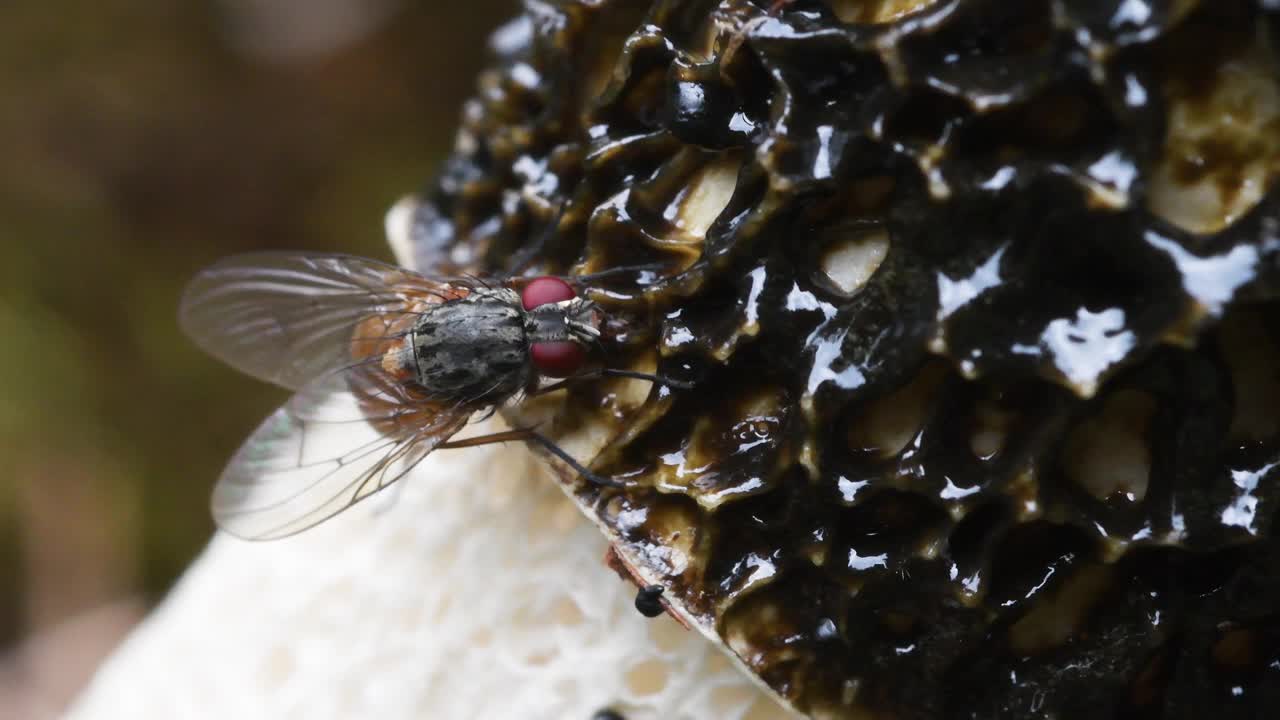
<box><xmin>521</xmin><ymin>276</ymin><xmax>576</xmax><ymax>310</ymax></box>
<box><xmin>530</xmin><ymin>341</ymin><xmax>585</xmax><ymax>377</ymax></box>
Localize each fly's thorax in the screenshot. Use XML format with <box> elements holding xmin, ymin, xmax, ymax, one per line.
<box><xmin>410</xmin><ymin>288</ymin><xmax>530</xmax><ymax>404</ymax></box>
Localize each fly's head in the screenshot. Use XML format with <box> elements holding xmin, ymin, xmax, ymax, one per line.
<box><xmin>524</xmin><ymin>296</ymin><xmax>601</xmax><ymax>345</ymax></box>
<box><xmin>520</xmin><ymin>277</ymin><xmax>602</xmax><ymax>378</ymax></box>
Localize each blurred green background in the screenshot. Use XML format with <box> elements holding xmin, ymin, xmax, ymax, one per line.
<box><xmin>0</xmin><ymin>0</ymin><xmax>511</xmax><ymax>712</ymax></box>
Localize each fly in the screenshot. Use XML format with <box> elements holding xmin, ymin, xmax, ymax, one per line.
<box><xmin>180</xmin><ymin>252</ymin><xmax>675</xmax><ymax>540</ymax></box>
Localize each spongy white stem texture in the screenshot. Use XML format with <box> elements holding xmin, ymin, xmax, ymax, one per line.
<box><xmin>67</xmin><ymin>430</ymin><xmax>786</xmax><ymax>720</ymax></box>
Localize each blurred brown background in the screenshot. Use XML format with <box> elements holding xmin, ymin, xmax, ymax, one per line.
<box><xmin>0</xmin><ymin>0</ymin><xmax>512</xmax><ymax>714</ymax></box>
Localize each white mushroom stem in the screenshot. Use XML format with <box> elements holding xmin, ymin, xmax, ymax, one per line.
<box><xmin>69</xmin><ymin>436</ymin><xmax>780</xmax><ymax>719</ymax></box>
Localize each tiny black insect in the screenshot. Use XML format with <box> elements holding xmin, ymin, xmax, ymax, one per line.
<box><xmin>634</xmin><ymin>584</ymin><xmax>666</xmax><ymax>618</ymax></box>
<box><xmin>591</xmin><ymin>709</ymin><xmax>626</xmax><ymax>720</ymax></box>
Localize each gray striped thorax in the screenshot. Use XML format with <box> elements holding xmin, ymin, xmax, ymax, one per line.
<box><xmin>407</xmin><ymin>287</ymin><xmax>599</xmax><ymax>406</ymax></box>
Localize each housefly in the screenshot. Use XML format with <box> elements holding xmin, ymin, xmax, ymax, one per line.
<box><xmin>180</xmin><ymin>252</ymin><xmax>666</xmax><ymax>540</ymax></box>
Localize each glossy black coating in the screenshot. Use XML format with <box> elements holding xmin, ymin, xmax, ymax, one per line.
<box><xmin>402</xmin><ymin>1</ymin><xmax>1280</xmax><ymax>717</ymax></box>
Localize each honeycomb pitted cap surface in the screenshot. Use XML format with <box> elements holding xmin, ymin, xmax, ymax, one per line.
<box><xmin>396</xmin><ymin>1</ymin><xmax>1280</xmax><ymax>717</ymax></box>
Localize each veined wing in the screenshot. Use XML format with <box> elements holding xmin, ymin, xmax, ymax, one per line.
<box><xmin>179</xmin><ymin>252</ymin><xmax>467</xmax><ymax>391</ymax></box>
<box><xmin>211</xmin><ymin>365</ymin><xmax>471</xmax><ymax>540</ymax></box>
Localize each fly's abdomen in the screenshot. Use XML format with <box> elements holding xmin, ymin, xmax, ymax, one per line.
<box><xmin>411</xmin><ymin>290</ymin><xmax>528</xmax><ymax>405</ymax></box>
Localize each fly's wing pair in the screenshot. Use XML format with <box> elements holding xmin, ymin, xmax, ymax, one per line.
<box><xmin>180</xmin><ymin>253</ymin><xmax>474</xmax><ymax>540</ymax></box>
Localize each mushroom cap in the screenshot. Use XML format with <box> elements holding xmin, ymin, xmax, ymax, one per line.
<box><xmin>393</xmin><ymin>1</ymin><xmax>1280</xmax><ymax>717</ymax></box>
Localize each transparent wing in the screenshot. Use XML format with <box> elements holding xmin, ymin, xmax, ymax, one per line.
<box><xmin>179</xmin><ymin>252</ymin><xmax>467</xmax><ymax>391</ymax></box>
<box><xmin>211</xmin><ymin>366</ymin><xmax>471</xmax><ymax>540</ymax></box>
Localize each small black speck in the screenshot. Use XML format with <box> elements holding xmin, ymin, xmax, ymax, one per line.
<box><xmin>634</xmin><ymin>584</ymin><xmax>665</xmax><ymax>618</ymax></box>
<box><xmin>592</xmin><ymin>709</ymin><xmax>626</xmax><ymax>720</ymax></box>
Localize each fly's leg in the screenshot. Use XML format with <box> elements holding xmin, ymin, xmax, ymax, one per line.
<box><xmin>437</xmin><ymin>428</ymin><xmax>625</xmax><ymax>489</ymax></box>
<box><xmin>570</xmin><ymin>264</ymin><xmax>667</xmax><ymax>283</ymax></box>
<box><xmin>597</xmin><ymin>368</ymin><xmax>695</xmax><ymax>389</ymax></box>
<box><xmin>506</xmin><ymin>263</ymin><xmax>669</xmax><ymax>291</ymax></box>
<box><xmin>523</xmin><ymin>431</ymin><xmax>626</xmax><ymax>488</ymax></box>
<box><xmin>530</xmin><ymin>368</ymin><xmax>694</xmax><ymax>397</ymax></box>
<box><xmin>436</xmin><ymin>427</ymin><xmax>536</xmax><ymax>448</ymax></box>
